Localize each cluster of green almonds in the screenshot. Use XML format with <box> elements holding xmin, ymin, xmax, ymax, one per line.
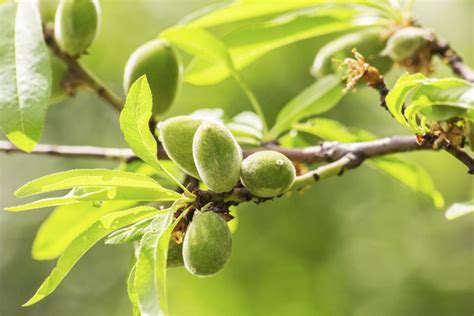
<box><xmin>158</xmin><ymin>116</ymin><xmax>296</xmax><ymax>197</ymax></box>
<box><xmin>159</xmin><ymin>117</ymin><xmax>296</xmax><ymax>276</ymax></box>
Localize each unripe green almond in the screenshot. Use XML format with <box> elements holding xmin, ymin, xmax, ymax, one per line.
<box><xmin>193</xmin><ymin>121</ymin><xmax>242</xmax><ymax>193</ymax></box>
<box><xmin>183</xmin><ymin>211</ymin><xmax>232</xmax><ymax>277</ymax></box>
<box><xmin>123</xmin><ymin>39</ymin><xmax>181</xmax><ymax>115</ymax></box>
<box><xmin>49</xmin><ymin>53</ymin><xmax>68</xmax><ymax>105</ymax></box>
<box><xmin>55</xmin><ymin>0</ymin><xmax>100</xmax><ymax>56</ymax></box>
<box><xmin>37</xmin><ymin>0</ymin><xmax>60</xmax><ymax>25</ymax></box>
<box><xmin>382</xmin><ymin>27</ymin><xmax>430</xmax><ymax>61</ymax></box>
<box><xmin>158</xmin><ymin>116</ymin><xmax>202</xmax><ymax>179</ymax></box>
<box><xmin>167</xmin><ymin>239</ymin><xmax>184</xmax><ymax>268</ymax></box>
<box><xmin>311</xmin><ymin>29</ymin><xmax>392</xmax><ymax>78</ymax></box>
<box><xmin>240</xmin><ymin>150</ymin><xmax>296</xmax><ymax>198</ymax></box>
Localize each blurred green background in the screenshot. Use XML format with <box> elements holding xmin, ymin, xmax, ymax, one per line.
<box><xmin>1</xmin><ymin>0</ymin><xmax>473</xmax><ymax>315</ymax></box>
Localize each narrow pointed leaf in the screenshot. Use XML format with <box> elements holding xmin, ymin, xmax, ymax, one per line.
<box><xmin>134</xmin><ymin>211</ymin><xmax>174</xmax><ymax>316</ymax></box>
<box><xmin>369</xmin><ymin>156</ymin><xmax>444</xmax><ymax>208</ymax></box>
<box><xmin>294</xmin><ymin>118</ymin><xmax>444</xmax><ymax>207</ymax></box>
<box><xmin>7</xmin><ymin>185</ymin><xmax>179</xmax><ymax>212</ymax></box>
<box><xmin>32</xmin><ymin>200</ymin><xmax>140</xmax><ymax>260</ymax></box>
<box><xmin>268</xmin><ymin>75</ymin><xmax>343</xmax><ymax>139</ymax></box>
<box><xmin>0</xmin><ymin>2</ymin><xmax>51</xmax><ymax>152</ymax></box>
<box><xmin>386</xmin><ymin>74</ymin><xmax>474</xmax><ymax>133</ymax></box>
<box><xmin>14</xmin><ymin>169</ymin><xmax>171</xmax><ymax>198</ymax></box>
<box><xmin>188</xmin><ymin>0</ymin><xmax>397</xmax><ymax>28</ymax></box>
<box><xmin>105</xmin><ymin>217</ymin><xmax>153</xmax><ymax>245</ymax></box>
<box><xmin>31</xmin><ymin>162</ymin><xmax>158</xmax><ymax>260</ymax></box>
<box><xmin>6</xmin><ymin>187</ymin><xmax>110</xmax><ymax>212</ymax></box>
<box><xmin>184</xmin><ymin>8</ymin><xmax>387</xmax><ymax>85</ymax></box>
<box><xmin>227</xmin><ymin>111</ymin><xmax>264</xmax><ymax>142</ymax></box>
<box><xmin>120</xmin><ymin>76</ymin><xmax>162</xmax><ymax>171</ymax></box>
<box><xmin>23</xmin><ymin>206</ymin><xmax>161</xmax><ymax>306</ymax></box>
<box><xmin>161</xmin><ymin>26</ymin><xmax>233</xmax><ymax>68</ymax></box>
<box><xmin>127</xmin><ymin>263</ymin><xmax>141</xmax><ymax>316</ymax></box>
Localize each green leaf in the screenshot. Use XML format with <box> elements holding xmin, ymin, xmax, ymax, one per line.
<box><xmin>120</xmin><ymin>76</ymin><xmax>187</xmax><ymax>192</ymax></box>
<box><xmin>6</xmin><ymin>187</ymin><xmax>110</xmax><ymax>212</ymax></box>
<box><xmin>188</xmin><ymin>1</ymin><xmax>320</xmax><ymax>28</ymax></box>
<box><xmin>134</xmin><ymin>211</ymin><xmax>174</xmax><ymax>316</ymax></box>
<box><xmin>310</xmin><ymin>28</ymin><xmax>391</xmax><ymax>78</ymax></box>
<box><xmin>0</xmin><ymin>2</ymin><xmax>51</xmax><ymax>152</ymax></box>
<box><xmin>227</xmin><ymin>207</ymin><xmax>239</xmax><ymax>234</ymax></box>
<box><xmin>385</xmin><ymin>73</ymin><xmax>426</xmax><ymax>126</ymax></box>
<box><xmin>189</xmin><ymin>108</ymin><xmax>225</xmax><ymax>122</ymax></box>
<box><xmin>188</xmin><ymin>0</ymin><xmax>398</xmax><ymax>28</ymax></box>
<box><xmin>120</xmin><ymin>76</ymin><xmax>162</xmax><ymax>171</ymax></box>
<box><xmin>23</xmin><ymin>206</ymin><xmax>161</xmax><ymax>306</ymax></box>
<box><xmin>161</xmin><ymin>25</ymin><xmax>234</xmax><ymax>69</ymax></box>
<box><xmin>14</xmin><ymin>168</ymin><xmax>174</xmax><ymax>198</ymax></box>
<box><xmin>369</xmin><ymin>156</ymin><xmax>444</xmax><ymax>208</ymax></box>
<box><xmin>386</xmin><ymin>74</ymin><xmax>474</xmax><ymax>133</ymax></box>
<box><xmin>30</xmin><ymin>161</ymin><xmax>160</xmax><ymax>260</ymax></box>
<box><xmin>161</xmin><ymin>26</ymin><xmax>269</xmax><ymax>132</ymax></box>
<box><xmin>127</xmin><ymin>263</ymin><xmax>141</xmax><ymax>316</ymax></box>
<box><xmin>32</xmin><ymin>200</ymin><xmax>140</xmax><ymax>260</ymax></box>
<box><xmin>405</xmin><ymin>79</ymin><xmax>474</xmax><ymax>132</ymax></box>
<box><xmin>278</xmin><ymin>130</ymin><xmax>311</xmax><ymax>148</ymax></box>
<box><xmin>105</xmin><ymin>217</ymin><xmax>153</xmax><ymax>245</ymax></box>
<box><xmin>268</xmin><ymin>76</ymin><xmax>344</xmax><ymax>139</ymax></box>
<box><xmin>184</xmin><ymin>7</ymin><xmax>388</xmax><ymax>85</ymax></box>
<box><xmin>445</xmin><ymin>200</ymin><xmax>474</xmax><ymax>220</ymax></box>
<box><xmin>293</xmin><ymin>117</ymin><xmax>375</xmax><ymax>142</ymax></box>
<box><xmin>227</xmin><ymin>111</ymin><xmax>264</xmax><ymax>142</ymax></box>
<box><xmin>294</xmin><ymin>118</ymin><xmax>444</xmax><ymax>207</ymax></box>
<box><xmin>7</xmin><ymin>185</ymin><xmax>179</xmax><ymax>212</ymax></box>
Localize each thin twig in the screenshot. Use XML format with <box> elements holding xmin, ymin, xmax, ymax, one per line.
<box><xmin>431</xmin><ymin>37</ymin><xmax>474</xmax><ymax>83</ymax></box>
<box><xmin>2</xmin><ymin>135</ymin><xmax>472</xmax><ymax>172</ymax></box>
<box><xmin>350</xmin><ymin>53</ymin><xmax>474</xmax><ymax>174</ymax></box>
<box><xmin>0</xmin><ymin>141</ymin><xmax>134</xmax><ymax>161</ymax></box>
<box><xmin>43</xmin><ymin>26</ymin><xmax>124</xmax><ymax>111</ymax></box>
<box><xmin>443</xmin><ymin>144</ymin><xmax>474</xmax><ymax>174</ymax></box>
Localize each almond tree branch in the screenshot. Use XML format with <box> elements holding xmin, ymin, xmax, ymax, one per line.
<box><xmin>43</xmin><ymin>26</ymin><xmax>124</xmax><ymax>112</ymax></box>
<box><xmin>0</xmin><ymin>141</ymin><xmax>134</xmax><ymax>161</ymax></box>
<box><xmin>349</xmin><ymin>54</ymin><xmax>473</xmax><ymax>174</ymax></box>
<box><xmin>2</xmin><ymin>135</ymin><xmax>472</xmax><ymax>171</ymax></box>
<box><xmin>431</xmin><ymin>37</ymin><xmax>474</xmax><ymax>83</ymax></box>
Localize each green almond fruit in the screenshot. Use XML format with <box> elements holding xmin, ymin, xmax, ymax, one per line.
<box><xmin>158</xmin><ymin>116</ymin><xmax>202</xmax><ymax>179</ymax></box>
<box><xmin>48</xmin><ymin>53</ymin><xmax>68</xmax><ymax>105</ymax></box>
<box><xmin>37</xmin><ymin>0</ymin><xmax>60</xmax><ymax>25</ymax></box>
<box><xmin>123</xmin><ymin>39</ymin><xmax>181</xmax><ymax>116</ymax></box>
<box><xmin>311</xmin><ymin>28</ymin><xmax>392</xmax><ymax>78</ymax></box>
<box><xmin>240</xmin><ymin>150</ymin><xmax>296</xmax><ymax>198</ymax></box>
<box><xmin>183</xmin><ymin>211</ymin><xmax>232</xmax><ymax>277</ymax></box>
<box><xmin>382</xmin><ymin>27</ymin><xmax>430</xmax><ymax>62</ymax></box>
<box><xmin>193</xmin><ymin>121</ymin><xmax>242</xmax><ymax>193</ymax></box>
<box><xmin>167</xmin><ymin>238</ymin><xmax>184</xmax><ymax>268</ymax></box>
<box><xmin>55</xmin><ymin>0</ymin><xmax>100</xmax><ymax>56</ymax></box>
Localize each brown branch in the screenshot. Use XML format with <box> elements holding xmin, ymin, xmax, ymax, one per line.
<box><xmin>431</xmin><ymin>37</ymin><xmax>474</xmax><ymax>83</ymax></box>
<box><xmin>43</xmin><ymin>26</ymin><xmax>124</xmax><ymax>111</ymax></box>
<box><xmin>347</xmin><ymin>52</ymin><xmax>474</xmax><ymax>174</ymax></box>
<box><xmin>0</xmin><ymin>141</ymin><xmax>134</xmax><ymax>161</ymax></box>
<box><xmin>444</xmin><ymin>144</ymin><xmax>474</xmax><ymax>174</ymax></box>
<box><xmin>2</xmin><ymin>135</ymin><xmax>472</xmax><ymax>172</ymax></box>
